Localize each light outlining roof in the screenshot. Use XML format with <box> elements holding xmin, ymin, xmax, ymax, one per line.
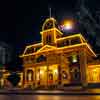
<box><xmin>57</xmin><ymin>33</ymin><xmax>86</xmax><ymax>43</ymax></box>
<box><xmin>86</xmin><ymin>43</ymin><xmax>96</xmax><ymax>57</ymax></box>
<box><xmin>20</xmin><ymin>42</ymin><xmax>96</xmax><ymax>58</ymax></box>
<box><xmin>88</xmin><ymin>64</ymin><xmax>100</xmax><ymax>68</ymax></box>
<box><xmin>40</xmin><ymin>27</ymin><xmax>63</xmax><ymax>35</ymax></box>
<box><xmin>26</xmin><ymin>43</ymin><xmax>42</xmax><ymax>48</ymax></box>
<box><xmin>19</xmin><ymin>16</ymin><xmax>96</xmax><ymax>59</ymax></box>
<box><xmin>23</xmin><ymin>43</ymin><xmax>42</xmax><ymax>55</ymax></box>
<box><xmin>42</xmin><ymin>17</ymin><xmax>56</xmax><ymax>31</ymax></box>
<box><xmin>37</xmin><ymin>45</ymin><xmax>57</xmax><ymax>52</ymax></box>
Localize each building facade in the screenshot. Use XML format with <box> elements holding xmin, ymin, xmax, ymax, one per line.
<box><xmin>0</xmin><ymin>42</ymin><xmax>13</xmax><ymax>88</ymax></box>
<box><xmin>20</xmin><ymin>17</ymin><xmax>100</xmax><ymax>89</ymax></box>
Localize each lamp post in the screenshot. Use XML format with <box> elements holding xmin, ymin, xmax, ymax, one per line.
<box><xmin>60</xmin><ymin>19</ymin><xmax>74</xmax><ymax>31</ymax></box>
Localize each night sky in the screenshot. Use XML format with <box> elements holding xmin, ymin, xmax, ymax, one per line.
<box><xmin>0</xmin><ymin>0</ymin><xmax>100</xmax><ymax>70</ymax></box>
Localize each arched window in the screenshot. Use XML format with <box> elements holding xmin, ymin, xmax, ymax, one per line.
<box><xmin>27</xmin><ymin>70</ymin><xmax>34</xmax><ymax>82</ymax></box>
<box><xmin>71</xmin><ymin>68</ymin><xmax>80</xmax><ymax>81</ymax></box>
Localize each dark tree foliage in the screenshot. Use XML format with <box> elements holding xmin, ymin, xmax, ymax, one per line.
<box><xmin>5</xmin><ymin>57</ymin><xmax>23</xmax><ymax>72</ymax></box>
<box><xmin>7</xmin><ymin>73</ymin><xmax>20</xmax><ymax>87</ymax></box>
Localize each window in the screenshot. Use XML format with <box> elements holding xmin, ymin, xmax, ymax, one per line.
<box><xmin>71</xmin><ymin>38</ymin><xmax>81</xmax><ymax>45</ymax></box>
<box><xmin>24</xmin><ymin>47</ymin><xmax>34</xmax><ymax>54</ymax></box>
<box><xmin>23</xmin><ymin>57</ymin><xmax>29</xmax><ymax>64</ymax></box>
<box><xmin>57</xmin><ymin>40</ymin><xmax>69</xmax><ymax>47</ymax></box>
<box><xmin>36</xmin><ymin>55</ymin><xmax>46</xmax><ymax>63</ymax></box>
<box><xmin>46</xmin><ymin>35</ymin><xmax>52</xmax><ymax>44</ymax></box>
<box><xmin>68</xmin><ymin>54</ymin><xmax>79</xmax><ymax>64</ymax></box>
<box><xmin>70</xmin><ymin>68</ymin><xmax>80</xmax><ymax>81</ymax></box>
<box><xmin>72</xmin><ymin>55</ymin><xmax>78</xmax><ymax>63</ymax></box>
<box><xmin>74</xmin><ymin>71</ymin><xmax>80</xmax><ymax>81</ymax></box>
<box><xmin>35</xmin><ymin>47</ymin><xmax>41</xmax><ymax>52</ymax></box>
<box><xmin>27</xmin><ymin>70</ymin><xmax>34</xmax><ymax>82</ymax></box>
<box><xmin>63</xmin><ymin>40</ymin><xmax>69</xmax><ymax>46</ymax></box>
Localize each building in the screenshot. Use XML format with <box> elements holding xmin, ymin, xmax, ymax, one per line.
<box><xmin>20</xmin><ymin>17</ymin><xmax>100</xmax><ymax>89</ymax></box>
<box><xmin>0</xmin><ymin>42</ymin><xmax>12</xmax><ymax>65</ymax></box>
<box><xmin>0</xmin><ymin>42</ymin><xmax>13</xmax><ymax>88</ymax></box>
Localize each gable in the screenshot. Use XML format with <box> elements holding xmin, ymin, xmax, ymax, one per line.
<box><xmin>37</xmin><ymin>45</ymin><xmax>57</xmax><ymax>52</ymax></box>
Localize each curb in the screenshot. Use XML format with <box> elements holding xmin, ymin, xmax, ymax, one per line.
<box><xmin>0</xmin><ymin>91</ymin><xmax>100</xmax><ymax>95</ymax></box>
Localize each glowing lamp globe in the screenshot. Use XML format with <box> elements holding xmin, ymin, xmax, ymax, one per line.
<box><xmin>60</xmin><ymin>20</ymin><xmax>74</xmax><ymax>31</ymax></box>
<box><xmin>64</xmin><ymin>20</ymin><xmax>73</xmax><ymax>30</ymax></box>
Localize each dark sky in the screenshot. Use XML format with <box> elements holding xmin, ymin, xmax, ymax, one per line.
<box><xmin>16</xmin><ymin>0</ymin><xmax>100</xmax><ymax>54</ymax></box>
<box><xmin>0</xmin><ymin>0</ymin><xmax>100</xmax><ymax>68</ymax></box>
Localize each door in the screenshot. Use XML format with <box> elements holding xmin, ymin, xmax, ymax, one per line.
<box><xmin>36</xmin><ymin>66</ymin><xmax>47</xmax><ymax>87</ymax></box>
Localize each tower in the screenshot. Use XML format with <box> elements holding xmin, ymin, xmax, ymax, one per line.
<box><xmin>40</xmin><ymin>17</ymin><xmax>63</xmax><ymax>46</ymax></box>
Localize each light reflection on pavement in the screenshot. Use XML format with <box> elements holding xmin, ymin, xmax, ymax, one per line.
<box><xmin>0</xmin><ymin>95</ymin><xmax>100</xmax><ymax>100</ymax></box>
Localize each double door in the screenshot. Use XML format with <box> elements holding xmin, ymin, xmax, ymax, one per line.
<box><xmin>36</xmin><ymin>65</ymin><xmax>58</xmax><ymax>87</ymax></box>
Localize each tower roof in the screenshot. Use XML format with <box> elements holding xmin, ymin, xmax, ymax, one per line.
<box><xmin>42</xmin><ymin>17</ymin><xmax>57</xmax><ymax>31</ymax></box>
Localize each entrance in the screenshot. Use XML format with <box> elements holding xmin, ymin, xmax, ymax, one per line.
<box><xmin>36</xmin><ymin>65</ymin><xmax>58</xmax><ymax>88</ymax></box>
<box><xmin>26</xmin><ymin>69</ymin><xmax>34</xmax><ymax>88</ymax></box>
<box><xmin>36</xmin><ymin>66</ymin><xmax>47</xmax><ymax>88</ymax></box>
<box><xmin>70</xmin><ymin>67</ymin><xmax>81</xmax><ymax>84</ymax></box>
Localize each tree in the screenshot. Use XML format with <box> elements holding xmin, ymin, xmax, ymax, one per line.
<box><xmin>7</xmin><ymin>72</ymin><xmax>20</xmax><ymax>87</ymax></box>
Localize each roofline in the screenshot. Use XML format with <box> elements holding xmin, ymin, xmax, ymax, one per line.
<box><xmin>57</xmin><ymin>33</ymin><xmax>86</xmax><ymax>42</ymax></box>
<box><xmin>88</xmin><ymin>64</ymin><xmax>100</xmax><ymax>68</ymax></box>
<box><xmin>19</xmin><ymin>43</ymin><xmax>96</xmax><ymax>58</ymax></box>
<box><xmin>37</xmin><ymin>45</ymin><xmax>57</xmax><ymax>52</ymax></box>
<box><xmin>86</xmin><ymin>43</ymin><xmax>96</xmax><ymax>57</ymax></box>
<box><xmin>26</xmin><ymin>43</ymin><xmax>42</xmax><ymax>48</ymax></box>
<box><xmin>40</xmin><ymin>28</ymin><xmax>63</xmax><ymax>35</ymax></box>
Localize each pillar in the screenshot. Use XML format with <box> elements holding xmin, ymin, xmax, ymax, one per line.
<box><xmin>79</xmin><ymin>49</ymin><xmax>88</xmax><ymax>87</ymax></box>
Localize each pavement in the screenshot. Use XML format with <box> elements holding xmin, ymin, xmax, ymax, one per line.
<box><xmin>0</xmin><ymin>88</ymin><xmax>100</xmax><ymax>95</ymax></box>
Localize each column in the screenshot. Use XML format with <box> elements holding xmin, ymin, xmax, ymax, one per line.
<box><xmin>79</xmin><ymin>50</ymin><xmax>88</xmax><ymax>87</ymax></box>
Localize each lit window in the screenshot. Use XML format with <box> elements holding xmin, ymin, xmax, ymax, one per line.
<box><xmin>27</xmin><ymin>70</ymin><xmax>33</xmax><ymax>82</ymax></box>
<box><xmin>28</xmin><ymin>74</ymin><xmax>32</xmax><ymax>81</ymax></box>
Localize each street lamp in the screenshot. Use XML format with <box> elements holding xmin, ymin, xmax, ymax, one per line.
<box><xmin>64</xmin><ymin>21</ymin><xmax>73</xmax><ymax>30</ymax></box>
<box><xmin>63</xmin><ymin>20</ymin><xmax>74</xmax><ymax>30</ymax></box>
<box><xmin>60</xmin><ymin>19</ymin><xmax>74</xmax><ymax>31</ymax></box>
